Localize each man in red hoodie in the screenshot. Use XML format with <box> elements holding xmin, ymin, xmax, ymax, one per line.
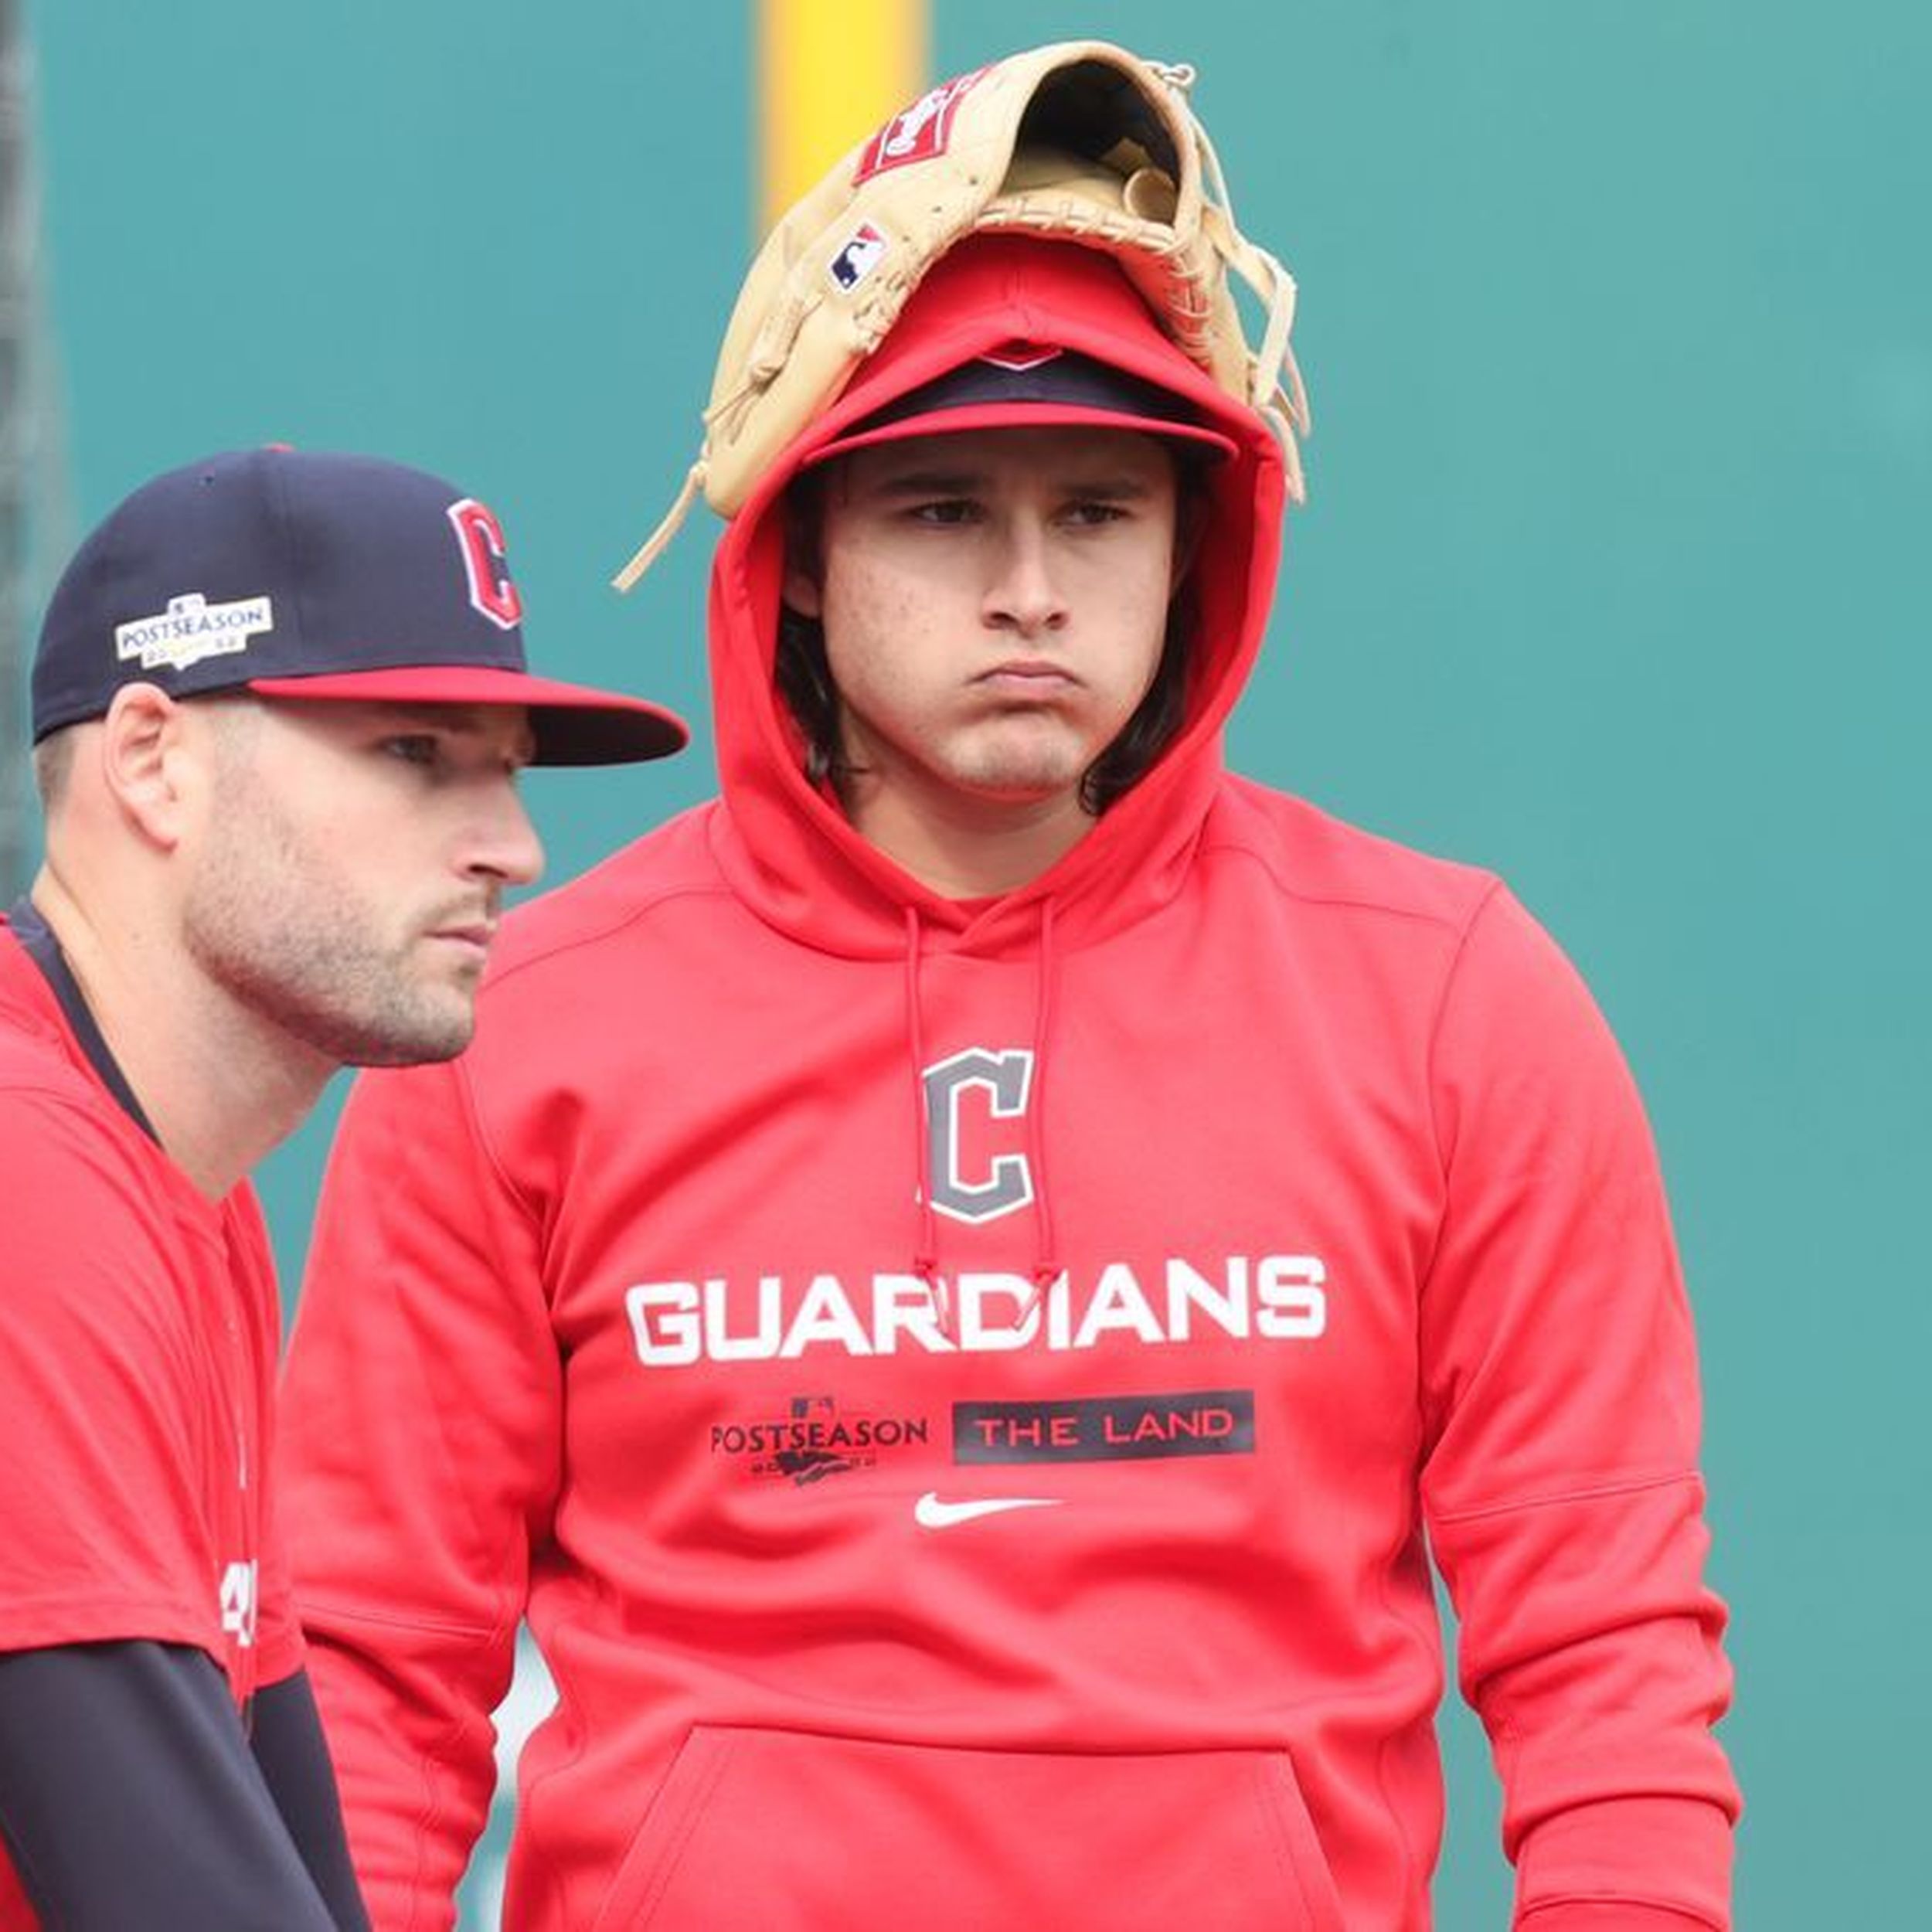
<box><xmin>280</xmin><ymin>46</ymin><xmax>1737</xmax><ymax>1931</ymax></box>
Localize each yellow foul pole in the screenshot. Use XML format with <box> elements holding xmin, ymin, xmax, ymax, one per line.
<box><xmin>758</xmin><ymin>0</ymin><xmax>928</xmax><ymax>232</ymax></box>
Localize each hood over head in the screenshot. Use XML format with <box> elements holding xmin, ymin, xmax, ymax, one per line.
<box><xmin>707</xmin><ymin>233</ymin><xmax>1291</xmax><ymax>960</ymax></box>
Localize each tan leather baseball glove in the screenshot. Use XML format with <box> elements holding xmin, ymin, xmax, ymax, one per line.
<box><xmin>616</xmin><ymin>39</ymin><xmax>1310</xmax><ymax>588</ymax></box>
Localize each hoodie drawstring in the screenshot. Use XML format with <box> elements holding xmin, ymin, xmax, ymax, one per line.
<box><xmin>1020</xmin><ymin>897</ymin><xmax>1062</xmax><ymax>1325</ymax></box>
<box><xmin>903</xmin><ymin>907</ymin><xmax>950</xmax><ymax>1334</ymax></box>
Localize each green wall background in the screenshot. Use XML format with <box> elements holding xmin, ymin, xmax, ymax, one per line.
<box><xmin>17</xmin><ymin>2</ymin><xmax>1929</xmax><ymax>1923</ymax></box>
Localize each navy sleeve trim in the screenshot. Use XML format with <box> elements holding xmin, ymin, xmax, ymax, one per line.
<box><xmin>6</xmin><ymin>896</ymin><xmax>160</xmax><ymax>1142</ymax></box>
<box><xmin>250</xmin><ymin>1670</ymin><xmax>372</xmax><ymax>1930</ymax></box>
<box><xmin>0</xmin><ymin>1640</ymin><xmax>362</xmax><ymax>1930</ymax></box>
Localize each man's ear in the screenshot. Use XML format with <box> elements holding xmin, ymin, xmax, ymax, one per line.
<box><xmin>782</xmin><ymin>556</ymin><xmax>825</xmax><ymax>621</ymax></box>
<box><xmin>99</xmin><ymin>685</ymin><xmax>195</xmax><ymax>850</ymax></box>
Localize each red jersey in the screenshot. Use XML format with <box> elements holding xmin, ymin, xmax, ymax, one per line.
<box><xmin>281</xmin><ymin>254</ymin><xmax>1737</xmax><ymax>1929</ymax></box>
<box><xmin>0</xmin><ymin>917</ymin><xmax>303</xmax><ymax>1924</ymax></box>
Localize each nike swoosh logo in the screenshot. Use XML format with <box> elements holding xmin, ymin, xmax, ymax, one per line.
<box><xmin>913</xmin><ymin>1492</ymin><xmax>1063</xmax><ymax>1529</ymax></box>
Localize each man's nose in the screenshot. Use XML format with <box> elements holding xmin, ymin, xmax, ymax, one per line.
<box><xmin>464</xmin><ymin>781</ymin><xmax>545</xmax><ymax>888</ymax></box>
<box><xmin>982</xmin><ymin>520</ymin><xmax>1069</xmax><ymax>638</ymax></box>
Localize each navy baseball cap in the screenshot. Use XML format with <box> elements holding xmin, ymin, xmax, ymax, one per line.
<box><xmin>32</xmin><ymin>447</ymin><xmax>689</xmax><ymax>765</ymax></box>
<box><xmin>803</xmin><ymin>342</ymin><xmax>1237</xmax><ymax>471</ymax></box>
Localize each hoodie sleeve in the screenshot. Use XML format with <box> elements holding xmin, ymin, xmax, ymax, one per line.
<box><xmin>278</xmin><ymin>1056</ymin><xmax>560</xmax><ymax>1930</ymax></box>
<box><xmin>1416</xmin><ymin>885</ymin><xmax>1738</xmax><ymax>1930</ymax></box>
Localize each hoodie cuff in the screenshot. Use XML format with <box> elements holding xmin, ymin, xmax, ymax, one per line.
<box><xmin>1518</xmin><ymin>1910</ymin><xmax>1719</xmax><ymax>1931</ymax></box>
<box><xmin>1514</xmin><ymin>1794</ymin><xmax>1733</xmax><ymax>1930</ymax></box>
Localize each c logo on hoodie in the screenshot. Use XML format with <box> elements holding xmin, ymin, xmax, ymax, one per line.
<box><xmin>923</xmin><ymin>1048</ymin><xmax>1034</xmax><ymax>1224</ymax></box>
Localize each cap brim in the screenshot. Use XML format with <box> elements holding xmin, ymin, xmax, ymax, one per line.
<box><xmin>802</xmin><ymin>400</ymin><xmax>1238</xmax><ymax>471</ymax></box>
<box><xmin>244</xmin><ymin>665</ymin><xmax>689</xmax><ymax>766</ymax></box>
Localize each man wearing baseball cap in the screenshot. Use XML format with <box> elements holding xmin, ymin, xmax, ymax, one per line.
<box><xmin>0</xmin><ymin>446</ymin><xmax>684</xmax><ymax>1928</ymax></box>
<box><xmin>283</xmin><ymin>44</ymin><xmax>1736</xmax><ymax>1932</ymax></box>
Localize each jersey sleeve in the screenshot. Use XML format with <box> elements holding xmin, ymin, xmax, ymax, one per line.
<box><xmin>0</xmin><ymin>1092</ymin><xmax>224</xmax><ymax>1661</ymax></box>
<box><xmin>278</xmin><ymin>1054</ymin><xmax>562</xmax><ymax>1930</ymax></box>
<box><xmin>1417</xmin><ymin>886</ymin><xmax>1739</xmax><ymax>1929</ymax></box>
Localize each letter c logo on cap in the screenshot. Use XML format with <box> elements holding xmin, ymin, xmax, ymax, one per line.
<box><xmin>447</xmin><ymin>498</ymin><xmax>524</xmax><ymax>631</ymax></box>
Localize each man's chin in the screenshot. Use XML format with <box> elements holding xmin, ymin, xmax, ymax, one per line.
<box><xmin>948</xmin><ymin>745</ymin><xmax>1089</xmax><ymax>806</ymax></box>
<box><xmin>332</xmin><ymin>998</ymin><xmax>479</xmax><ymax>1070</ymax></box>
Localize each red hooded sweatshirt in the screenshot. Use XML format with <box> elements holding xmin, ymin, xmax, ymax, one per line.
<box><xmin>279</xmin><ymin>240</ymin><xmax>1736</xmax><ymax>1930</ymax></box>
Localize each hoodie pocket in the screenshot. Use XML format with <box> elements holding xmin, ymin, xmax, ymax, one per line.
<box><xmin>591</xmin><ymin>1726</ymin><xmax>1346</xmax><ymax>1931</ymax></box>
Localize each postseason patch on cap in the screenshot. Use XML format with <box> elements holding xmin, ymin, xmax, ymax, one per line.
<box><xmin>114</xmin><ymin>593</ymin><xmax>275</xmax><ymax>674</ymax></box>
<box><xmin>852</xmin><ymin>68</ymin><xmax>987</xmax><ymax>182</ymax></box>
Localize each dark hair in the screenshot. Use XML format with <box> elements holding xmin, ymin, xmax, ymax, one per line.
<box><xmin>777</xmin><ymin>454</ymin><xmax>1202</xmax><ymax>817</ymax></box>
